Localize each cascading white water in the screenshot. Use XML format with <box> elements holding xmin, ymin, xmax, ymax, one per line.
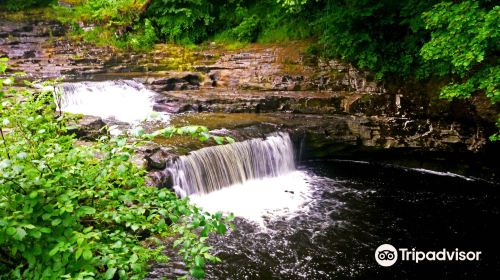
<box><xmin>57</xmin><ymin>80</ymin><xmax>168</xmax><ymax>123</ymax></box>
<box><xmin>167</xmin><ymin>132</ymin><xmax>296</xmax><ymax>197</ymax></box>
<box><xmin>167</xmin><ymin>132</ymin><xmax>312</xmax><ymax>224</ymax></box>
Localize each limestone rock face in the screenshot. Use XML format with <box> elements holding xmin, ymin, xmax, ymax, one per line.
<box><xmin>187</xmin><ymin>45</ymin><xmax>385</xmax><ymax>93</ymax></box>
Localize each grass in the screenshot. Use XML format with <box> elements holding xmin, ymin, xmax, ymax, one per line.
<box><xmin>0</xmin><ymin>7</ymin><xmax>58</xmax><ymax>21</ymax></box>
<box><xmin>209</xmin><ymin>36</ymin><xmax>250</xmax><ymax>51</ymax></box>
<box><xmin>257</xmin><ymin>17</ymin><xmax>313</xmax><ymax>44</ymax></box>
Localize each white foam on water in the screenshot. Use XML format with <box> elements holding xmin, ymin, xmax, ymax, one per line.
<box><xmin>412</xmin><ymin>168</ymin><xmax>475</xmax><ymax>181</ymax></box>
<box><xmin>189</xmin><ymin>171</ymin><xmax>312</xmax><ymax>225</ymax></box>
<box><xmin>57</xmin><ymin>80</ymin><xmax>168</xmax><ymax>123</ymax></box>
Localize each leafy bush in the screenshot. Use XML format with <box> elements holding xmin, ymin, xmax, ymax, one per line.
<box><xmin>55</xmin><ymin>0</ymin><xmax>311</xmax><ymax>47</ymax></box>
<box><xmin>420</xmin><ymin>1</ymin><xmax>499</xmax><ymax>138</ymax></box>
<box><xmin>230</xmin><ymin>15</ymin><xmax>260</xmax><ymax>42</ymax></box>
<box><xmin>141</xmin><ymin>125</ymin><xmax>235</xmax><ymax>145</ymax></box>
<box><xmin>126</xmin><ymin>19</ymin><xmax>157</xmax><ymax>51</ymax></box>
<box><xmin>56</xmin><ymin>0</ymin><xmax>151</xmax><ymax>50</ymax></box>
<box><xmin>145</xmin><ymin>0</ymin><xmax>214</xmax><ymax>44</ymax></box>
<box><xmin>312</xmin><ymin>0</ymin><xmax>438</xmax><ymax>79</ymax></box>
<box><xmin>0</xmin><ymin>62</ymin><xmax>232</xmax><ymax>279</ymax></box>
<box><xmin>66</xmin><ymin>0</ymin><xmax>142</xmax><ymax>26</ymax></box>
<box><xmin>421</xmin><ymin>1</ymin><xmax>499</xmax><ymax>102</ymax></box>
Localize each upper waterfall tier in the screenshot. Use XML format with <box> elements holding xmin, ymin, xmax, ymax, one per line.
<box><xmin>57</xmin><ymin>80</ymin><xmax>167</xmax><ymax>123</ymax></box>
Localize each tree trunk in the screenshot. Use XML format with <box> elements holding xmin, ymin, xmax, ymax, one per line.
<box><xmin>140</xmin><ymin>0</ymin><xmax>153</xmax><ymax>16</ymax></box>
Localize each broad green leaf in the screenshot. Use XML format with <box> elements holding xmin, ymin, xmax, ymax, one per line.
<box><xmin>105</xmin><ymin>267</ymin><xmax>117</xmax><ymax>280</ymax></box>
<box><xmin>39</xmin><ymin>227</ymin><xmax>52</xmax><ymax>233</ymax></box>
<box><xmin>194</xmin><ymin>255</ymin><xmax>204</xmax><ymax>267</ymax></box>
<box><xmin>29</xmin><ymin>191</ymin><xmax>38</xmax><ymax>199</ymax></box>
<box><xmin>30</xmin><ymin>230</ymin><xmax>42</xmax><ymax>239</ymax></box>
<box><xmin>82</xmin><ymin>249</ymin><xmax>92</xmax><ymax>260</ymax></box>
<box><xmin>77</xmin><ymin>206</ymin><xmax>96</xmax><ymax>217</ymax></box>
<box><xmin>48</xmin><ymin>246</ymin><xmax>59</xmax><ymax>256</ymax></box>
<box><xmin>216</xmin><ymin>223</ymin><xmax>227</xmax><ymax>234</ymax></box>
<box><xmin>129</xmin><ymin>254</ymin><xmax>138</xmax><ymax>263</ymax></box>
<box><xmin>75</xmin><ymin>248</ymin><xmax>83</xmax><ymax>260</ymax></box>
<box><xmin>173</xmin><ymin>239</ymin><xmax>183</xmax><ymax>248</ymax></box>
<box><xmin>212</xmin><ymin>136</ymin><xmax>225</xmax><ymax>145</ymax></box>
<box><xmin>6</xmin><ymin>227</ymin><xmax>16</xmax><ymax>236</ymax></box>
<box><xmin>13</xmin><ymin>227</ymin><xmax>27</xmax><ymax>241</ymax></box>
<box><xmin>131</xmin><ymin>263</ymin><xmax>142</xmax><ymax>272</ymax></box>
<box><xmin>190</xmin><ymin>267</ymin><xmax>205</xmax><ymax>279</ymax></box>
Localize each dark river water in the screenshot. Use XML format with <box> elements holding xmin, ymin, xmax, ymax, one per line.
<box><xmin>200</xmin><ymin>160</ymin><xmax>500</xmax><ymax>279</ymax></box>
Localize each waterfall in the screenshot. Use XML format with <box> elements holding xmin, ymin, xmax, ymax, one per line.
<box><xmin>56</xmin><ymin>80</ymin><xmax>167</xmax><ymax>123</ymax></box>
<box><xmin>167</xmin><ymin>132</ymin><xmax>296</xmax><ymax>197</ymax></box>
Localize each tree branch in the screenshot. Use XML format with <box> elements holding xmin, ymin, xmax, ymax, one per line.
<box><xmin>0</xmin><ymin>127</ymin><xmax>11</xmax><ymax>160</ymax></box>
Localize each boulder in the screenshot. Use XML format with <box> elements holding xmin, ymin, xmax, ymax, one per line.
<box><xmin>146</xmin><ymin>170</ymin><xmax>174</xmax><ymax>189</ymax></box>
<box><xmin>67</xmin><ymin>115</ymin><xmax>107</xmax><ymax>140</ymax></box>
<box><xmin>143</xmin><ymin>147</ymin><xmax>178</xmax><ymax>171</ymax></box>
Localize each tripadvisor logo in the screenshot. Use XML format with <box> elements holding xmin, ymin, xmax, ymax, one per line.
<box><xmin>375</xmin><ymin>244</ymin><xmax>481</xmax><ymax>267</ymax></box>
<box><xmin>375</xmin><ymin>244</ymin><xmax>398</xmax><ymax>267</ymax></box>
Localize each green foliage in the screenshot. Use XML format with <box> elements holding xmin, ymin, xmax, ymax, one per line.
<box><xmin>121</xmin><ymin>19</ymin><xmax>157</xmax><ymax>51</ymax></box>
<box><xmin>311</xmin><ymin>0</ymin><xmax>438</xmax><ymax>79</ymax></box>
<box><xmin>421</xmin><ymin>1</ymin><xmax>499</xmax><ymax>100</ymax></box>
<box><xmin>277</xmin><ymin>0</ymin><xmax>309</xmax><ymax>12</ymax></box>
<box><xmin>0</xmin><ymin>74</ymin><xmax>232</xmax><ymax>279</ymax></box>
<box><xmin>421</xmin><ymin>2</ymin><xmax>497</xmax><ymax>74</ymax></box>
<box><xmin>64</xmin><ymin>0</ymin><xmax>143</xmax><ymax>25</ymax></box>
<box><xmin>0</xmin><ymin>58</ymin><xmax>7</xmax><ymax>74</ymax></box>
<box><xmin>65</xmin><ymin>0</ymin><xmax>310</xmax><ymax>45</ymax></box>
<box><xmin>420</xmin><ymin>1</ymin><xmax>499</xmax><ymax>138</ymax></box>
<box><xmin>231</xmin><ymin>15</ymin><xmax>260</xmax><ymax>42</ymax></box>
<box><xmin>214</xmin><ymin>0</ymin><xmax>312</xmax><ymax>44</ymax></box>
<box><xmin>489</xmin><ymin>117</ymin><xmax>500</xmax><ymax>141</ymax></box>
<box><xmin>131</xmin><ymin>125</ymin><xmax>235</xmax><ymax>145</ymax></box>
<box><xmin>56</xmin><ymin>0</ymin><xmax>154</xmax><ymax>51</ymax></box>
<box><xmin>0</xmin><ymin>58</ymin><xmax>14</xmax><ymax>93</ymax></box>
<box><xmin>256</xmin><ymin>13</ymin><xmax>312</xmax><ymax>43</ymax></box>
<box><xmin>146</xmin><ymin>0</ymin><xmax>214</xmax><ymax>44</ymax></box>
<box><xmin>0</xmin><ymin>0</ymin><xmax>54</xmax><ymax>11</ymax></box>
